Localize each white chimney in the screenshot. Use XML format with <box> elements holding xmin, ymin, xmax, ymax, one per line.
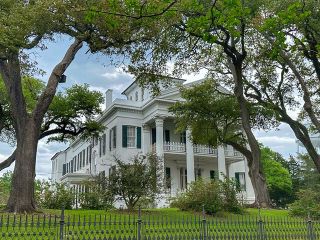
<box><xmin>105</xmin><ymin>89</ymin><xmax>113</xmax><ymax>109</ymax></box>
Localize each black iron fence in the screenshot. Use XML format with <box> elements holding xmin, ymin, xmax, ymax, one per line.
<box><xmin>0</xmin><ymin>208</ymin><xmax>319</xmax><ymax>240</ymax></box>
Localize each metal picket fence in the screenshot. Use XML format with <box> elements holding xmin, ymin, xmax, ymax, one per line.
<box><xmin>0</xmin><ymin>207</ymin><xmax>320</xmax><ymax>240</ymax></box>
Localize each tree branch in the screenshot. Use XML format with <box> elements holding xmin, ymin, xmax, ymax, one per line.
<box><xmin>32</xmin><ymin>39</ymin><xmax>83</xmax><ymax>126</ymax></box>
<box><xmin>0</xmin><ymin>150</ymin><xmax>16</xmax><ymax>171</ymax></box>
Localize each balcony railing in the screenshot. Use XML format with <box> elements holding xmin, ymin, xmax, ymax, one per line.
<box><xmin>225</xmin><ymin>149</ymin><xmax>243</xmax><ymax>157</ymax></box>
<box><xmin>193</xmin><ymin>144</ymin><xmax>217</xmax><ymax>155</ymax></box>
<box><xmin>153</xmin><ymin>142</ymin><xmax>243</xmax><ymax>158</ymax></box>
<box><xmin>163</xmin><ymin>141</ymin><xmax>186</xmax><ymax>152</ymax></box>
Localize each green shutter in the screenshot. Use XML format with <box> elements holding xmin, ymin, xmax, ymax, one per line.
<box><xmin>122</xmin><ymin>125</ymin><xmax>127</xmax><ymax>148</ymax></box>
<box><xmin>109</xmin><ymin>130</ymin><xmax>112</xmax><ymax>151</ymax></box>
<box><xmin>210</xmin><ymin>170</ymin><xmax>215</xmax><ymax>180</ymax></box>
<box><xmin>235</xmin><ymin>172</ymin><xmax>240</xmax><ymax>189</ymax></box>
<box><xmin>137</xmin><ymin>127</ymin><xmax>141</xmax><ymax>149</ymax></box>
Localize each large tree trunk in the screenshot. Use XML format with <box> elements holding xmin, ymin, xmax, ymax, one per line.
<box><xmin>229</xmin><ymin>60</ymin><xmax>271</xmax><ymax>207</ymax></box>
<box><xmin>6</xmin><ymin>120</ymin><xmax>39</xmax><ymax>213</ymax></box>
<box><xmin>0</xmin><ymin>40</ymin><xmax>83</xmax><ymax>213</ymax></box>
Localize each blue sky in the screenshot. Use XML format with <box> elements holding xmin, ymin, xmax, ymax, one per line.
<box><xmin>0</xmin><ymin>36</ymin><xmax>298</xmax><ymax>178</ymax></box>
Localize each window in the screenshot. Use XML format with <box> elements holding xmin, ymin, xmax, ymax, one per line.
<box><xmin>194</xmin><ymin>168</ymin><xmax>202</xmax><ymax>180</ymax></box>
<box><xmin>102</xmin><ymin>134</ymin><xmax>106</xmax><ymax>155</ymax></box>
<box><xmin>70</xmin><ymin>160</ymin><xmax>73</xmax><ymax>173</ymax></box>
<box><xmin>210</xmin><ymin>170</ymin><xmax>215</xmax><ymax>180</ymax></box>
<box><xmin>165</xmin><ymin>167</ymin><xmax>171</xmax><ymax>189</ymax></box>
<box><xmin>86</xmin><ymin>147</ymin><xmax>89</xmax><ymax>165</ymax></box>
<box><xmin>109</xmin><ymin>165</ymin><xmax>116</xmax><ymax>177</ymax></box>
<box><xmin>122</xmin><ymin>125</ymin><xmax>141</xmax><ymax>148</ymax></box>
<box><xmin>180</xmin><ymin>131</ymin><xmax>186</xmax><ymax>144</ymax></box>
<box><xmin>127</xmin><ymin>126</ymin><xmax>136</xmax><ymax>147</ymax></box>
<box><xmin>180</xmin><ymin>168</ymin><xmax>187</xmax><ymax>190</ymax></box>
<box><xmin>99</xmin><ymin>137</ymin><xmax>102</xmax><ymax>157</ymax></box>
<box><xmin>62</xmin><ymin>164</ymin><xmax>66</xmax><ymax>175</ymax></box>
<box><xmin>165</xmin><ymin>130</ymin><xmax>170</xmax><ymax>142</ymax></box>
<box><xmin>129</xmin><ymin>96</ymin><xmax>132</xmax><ymax>100</ymax></box>
<box><xmin>82</xmin><ymin>150</ymin><xmax>85</xmax><ymax>166</ymax></box>
<box><xmin>235</xmin><ymin>172</ymin><xmax>246</xmax><ymax>191</ymax></box>
<box><xmin>109</xmin><ymin>127</ymin><xmax>117</xmax><ymax>150</ymax></box>
<box><xmin>135</xmin><ymin>91</ymin><xmax>139</xmax><ymax>101</ymax></box>
<box><xmin>73</xmin><ymin>157</ymin><xmax>76</xmax><ymax>171</ymax></box>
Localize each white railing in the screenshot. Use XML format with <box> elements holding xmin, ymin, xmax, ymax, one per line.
<box><xmin>163</xmin><ymin>141</ymin><xmax>186</xmax><ymax>152</ymax></box>
<box><xmin>225</xmin><ymin>149</ymin><xmax>243</xmax><ymax>157</ymax></box>
<box><xmin>193</xmin><ymin>144</ymin><xmax>217</xmax><ymax>155</ymax></box>
<box><xmin>157</xmin><ymin>142</ymin><xmax>242</xmax><ymax>158</ymax></box>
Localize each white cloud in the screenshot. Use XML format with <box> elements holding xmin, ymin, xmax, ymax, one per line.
<box><xmin>0</xmin><ymin>153</ymin><xmax>8</xmax><ymax>161</ymax></box>
<box><xmin>182</xmin><ymin>68</ymin><xmax>208</xmax><ymax>83</ymax></box>
<box><xmin>257</xmin><ymin>136</ymin><xmax>296</xmax><ymax>144</ymax></box>
<box><xmin>101</xmin><ymin>66</ymin><xmax>133</xmax><ymax>81</ymax></box>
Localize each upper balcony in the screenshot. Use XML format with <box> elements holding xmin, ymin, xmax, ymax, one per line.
<box><xmin>153</xmin><ymin>142</ymin><xmax>243</xmax><ymax>158</ymax></box>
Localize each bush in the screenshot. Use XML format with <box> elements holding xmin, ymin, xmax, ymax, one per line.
<box><xmin>220</xmin><ymin>178</ymin><xmax>242</xmax><ymax>213</ymax></box>
<box><xmin>37</xmin><ymin>181</ymin><xmax>74</xmax><ymax>210</ymax></box>
<box><xmin>79</xmin><ymin>176</ymin><xmax>114</xmax><ymax>210</ymax></box>
<box><xmin>289</xmin><ymin>188</ymin><xmax>320</xmax><ymax>219</ymax></box>
<box><xmin>171</xmin><ymin>179</ymin><xmax>242</xmax><ymax>215</ymax></box>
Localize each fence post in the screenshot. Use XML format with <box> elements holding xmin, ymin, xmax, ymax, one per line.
<box><xmin>202</xmin><ymin>205</ymin><xmax>207</xmax><ymax>240</ymax></box>
<box><xmin>307</xmin><ymin>213</ymin><xmax>315</xmax><ymax>240</ymax></box>
<box><xmin>257</xmin><ymin>207</ymin><xmax>265</xmax><ymax>240</ymax></box>
<box><xmin>59</xmin><ymin>206</ymin><xmax>65</xmax><ymax>240</ymax></box>
<box><xmin>137</xmin><ymin>206</ymin><xmax>142</xmax><ymax>240</ymax></box>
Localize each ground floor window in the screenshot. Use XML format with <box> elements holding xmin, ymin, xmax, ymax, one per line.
<box><xmin>235</xmin><ymin>172</ymin><xmax>246</xmax><ymax>191</ymax></box>
<box><xmin>165</xmin><ymin>167</ymin><xmax>171</xmax><ymax>189</ymax></box>
<box><xmin>180</xmin><ymin>168</ymin><xmax>187</xmax><ymax>190</ymax></box>
<box><xmin>210</xmin><ymin>170</ymin><xmax>215</xmax><ymax>180</ymax></box>
<box><xmin>194</xmin><ymin>168</ymin><xmax>202</xmax><ymax>180</ymax></box>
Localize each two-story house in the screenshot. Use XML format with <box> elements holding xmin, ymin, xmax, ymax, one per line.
<box><xmin>51</xmin><ymin>78</ymin><xmax>255</xmax><ymax>206</ymax></box>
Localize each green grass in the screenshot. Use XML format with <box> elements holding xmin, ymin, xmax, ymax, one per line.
<box><xmin>1</xmin><ymin>208</ymin><xmax>318</xmax><ymax>240</ymax></box>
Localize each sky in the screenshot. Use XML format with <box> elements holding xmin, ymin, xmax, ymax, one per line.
<box><xmin>0</xmin><ymin>36</ymin><xmax>299</xmax><ymax>179</ymax></box>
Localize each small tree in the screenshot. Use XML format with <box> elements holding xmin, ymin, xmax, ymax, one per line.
<box><xmin>109</xmin><ymin>154</ymin><xmax>162</xmax><ymax>210</ymax></box>
<box><xmin>261</xmin><ymin>146</ymin><xmax>293</xmax><ymax>208</ymax></box>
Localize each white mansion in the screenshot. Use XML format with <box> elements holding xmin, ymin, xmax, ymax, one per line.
<box><xmin>51</xmin><ymin>78</ymin><xmax>255</xmax><ymax>206</ymax></box>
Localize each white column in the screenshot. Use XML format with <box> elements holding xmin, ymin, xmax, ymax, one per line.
<box><xmin>186</xmin><ymin>128</ymin><xmax>195</xmax><ymax>184</ymax></box>
<box><xmin>217</xmin><ymin>145</ymin><xmax>227</xmax><ymax>180</ymax></box>
<box><xmin>155</xmin><ymin>118</ymin><xmax>164</xmax><ymax>158</ymax></box>
<box><xmin>142</xmin><ymin>124</ymin><xmax>151</xmax><ymax>154</ymax></box>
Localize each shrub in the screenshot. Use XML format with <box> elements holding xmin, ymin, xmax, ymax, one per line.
<box><xmin>171</xmin><ymin>179</ymin><xmax>242</xmax><ymax>215</ymax></box>
<box><xmin>289</xmin><ymin>188</ymin><xmax>320</xmax><ymax>219</ymax></box>
<box><xmin>37</xmin><ymin>181</ymin><xmax>74</xmax><ymax>210</ymax></box>
<box><xmin>220</xmin><ymin>177</ymin><xmax>242</xmax><ymax>213</ymax></box>
<box><xmin>79</xmin><ymin>176</ymin><xmax>114</xmax><ymax>210</ymax></box>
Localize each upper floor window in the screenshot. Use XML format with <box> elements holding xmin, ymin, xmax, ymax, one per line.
<box><xmin>180</xmin><ymin>131</ymin><xmax>186</xmax><ymax>144</ymax></box>
<box><xmin>129</xmin><ymin>96</ymin><xmax>133</xmax><ymax>101</ymax></box>
<box><xmin>135</xmin><ymin>91</ymin><xmax>139</xmax><ymax>101</ymax></box>
<box><xmin>122</xmin><ymin>125</ymin><xmax>141</xmax><ymax>149</ymax></box>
